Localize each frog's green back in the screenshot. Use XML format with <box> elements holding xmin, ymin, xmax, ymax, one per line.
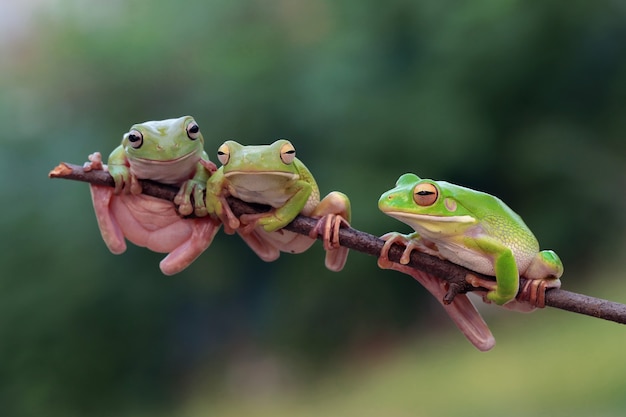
<box><xmin>439</xmin><ymin>181</ymin><xmax>539</xmax><ymax>250</ymax></box>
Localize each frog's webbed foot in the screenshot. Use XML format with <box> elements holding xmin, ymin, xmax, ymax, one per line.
<box><xmin>517</xmin><ymin>279</ymin><xmax>547</xmax><ymax>308</ymax></box>
<box><xmin>239</xmin><ymin>212</ymin><xmax>271</xmax><ymax>235</ymax></box>
<box><xmin>516</xmin><ymin>278</ymin><xmax>561</xmax><ymax>309</ymax></box>
<box><xmin>175</xmin><ymin>179</ymin><xmax>208</xmax><ymax>217</ymax></box>
<box><xmin>465</xmin><ymin>273</ymin><xmax>553</xmax><ymax>312</ymax></box>
<box><xmin>465</xmin><ymin>274</ymin><xmax>499</xmax><ymax>304</ymax></box>
<box><xmin>308</xmin><ymin>213</ymin><xmax>350</xmax><ymax>272</ymax></box>
<box><xmin>308</xmin><ymin>213</ymin><xmax>349</xmax><ymax>250</ymax></box>
<box><xmin>378</xmin><ymin>232</ymin><xmax>420</xmax><ymax>266</ymax></box>
<box><xmin>515</xmin><ymin>250</ymin><xmax>563</xmax><ymax>309</ymax></box>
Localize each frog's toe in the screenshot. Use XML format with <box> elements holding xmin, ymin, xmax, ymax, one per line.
<box><xmin>310</xmin><ymin>213</ymin><xmax>349</xmax><ymax>251</ymax></box>
<box><xmin>517</xmin><ymin>278</ymin><xmax>560</xmax><ymax>308</ymax></box>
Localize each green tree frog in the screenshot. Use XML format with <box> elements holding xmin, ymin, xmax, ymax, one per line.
<box><xmin>205</xmin><ymin>139</ymin><xmax>351</xmax><ymax>271</ymax></box>
<box><xmin>85</xmin><ymin>116</ymin><xmax>221</xmax><ymax>275</ymax></box>
<box><xmin>377</xmin><ymin>173</ymin><xmax>564</xmax><ymax>350</ymax></box>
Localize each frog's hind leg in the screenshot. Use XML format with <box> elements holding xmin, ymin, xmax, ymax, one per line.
<box><xmin>89</xmin><ymin>184</ymin><xmax>127</xmax><ymax>254</ymax></box>
<box><xmin>308</xmin><ymin>191</ymin><xmax>351</xmax><ymax>272</ymax></box>
<box><xmin>159</xmin><ymin>217</ymin><xmax>222</xmax><ymax>275</ymax></box>
<box><xmin>309</xmin><ymin>213</ymin><xmax>350</xmax><ymax>272</ymax></box>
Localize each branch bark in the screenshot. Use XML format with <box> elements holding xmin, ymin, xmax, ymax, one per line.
<box><xmin>49</xmin><ymin>161</ymin><xmax>626</xmax><ymax>325</ymax></box>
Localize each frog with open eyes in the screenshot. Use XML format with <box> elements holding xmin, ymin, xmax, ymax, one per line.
<box><xmin>378</xmin><ymin>173</ymin><xmax>563</xmax><ymax>350</ymax></box>
<box><xmin>205</xmin><ymin>139</ymin><xmax>351</xmax><ymax>271</ymax></box>
<box><xmin>85</xmin><ymin>116</ymin><xmax>220</xmax><ymax>275</ymax></box>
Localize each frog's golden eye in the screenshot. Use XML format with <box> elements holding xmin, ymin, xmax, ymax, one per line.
<box><xmin>413</xmin><ymin>183</ymin><xmax>438</xmax><ymax>206</ymax></box>
<box><xmin>217</xmin><ymin>143</ymin><xmax>230</xmax><ymax>165</ymax></box>
<box><xmin>127</xmin><ymin>129</ymin><xmax>143</xmax><ymax>149</ymax></box>
<box><xmin>280</xmin><ymin>142</ymin><xmax>296</xmax><ymax>164</ymax></box>
<box><xmin>186</xmin><ymin>121</ymin><xmax>201</xmax><ymax>140</ymax></box>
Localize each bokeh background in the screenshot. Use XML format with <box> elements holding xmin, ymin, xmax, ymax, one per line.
<box><xmin>2</xmin><ymin>0</ymin><xmax>626</xmax><ymax>416</ymax></box>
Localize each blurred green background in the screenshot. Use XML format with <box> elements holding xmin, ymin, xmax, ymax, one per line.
<box><xmin>2</xmin><ymin>0</ymin><xmax>626</xmax><ymax>416</ymax></box>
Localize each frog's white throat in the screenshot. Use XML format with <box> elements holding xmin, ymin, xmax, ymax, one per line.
<box><xmin>385</xmin><ymin>211</ymin><xmax>476</xmax><ymax>235</ymax></box>
<box><xmin>225</xmin><ymin>171</ymin><xmax>300</xmax><ymax>207</ymax></box>
<box><xmin>130</xmin><ymin>151</ymin><xmax>200</xmax><ymax>185</ymax></box>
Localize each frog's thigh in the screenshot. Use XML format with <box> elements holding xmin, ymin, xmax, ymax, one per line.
<box><xmin>159</xmin><ymin>218</ymin><xmax>221</xmax><ymax>275</ymax></box>
<box><xmin>89</xmin><ymin>184</ymin><xmax>126</xmax><ymax>254</ymax></box>
<box><xmin>524</xmin><ymin>250</ymin><xmax>563</xmax><ymax>284</ymax></box>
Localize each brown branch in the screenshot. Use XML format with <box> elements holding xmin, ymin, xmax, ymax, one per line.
<box><xmin>50</xmin><ymin>161</ymin><xmax>626</xmax><ymax>325</ymax></box>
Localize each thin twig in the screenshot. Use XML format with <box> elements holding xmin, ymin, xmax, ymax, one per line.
<box><xmin>49</xmin><ymin>161</ymin><xmax>626</xmax><ymax>325</ymax></box>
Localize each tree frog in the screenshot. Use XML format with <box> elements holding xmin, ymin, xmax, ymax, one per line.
<box><xmin>205</xmin><ymin>139</ymin><xmax>351</xmax><ymax>271</ymax></box>
<box><xmin>377</xmin><ymin>173</ymin><xmax>564</xmax><ymax>350</ymax></box>
<box><xmin>85</xmin><ymin>116</ymin><xmax>221</xmax><ymax>275</ymax></box>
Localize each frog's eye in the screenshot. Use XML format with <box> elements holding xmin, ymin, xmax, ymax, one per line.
<box><xmin>413</xmin><ymin>183</ymin><xmax>438</xmax><ymax>206</ymax></box>
<box><xmin>186</xmin><ymin>121</ymin><xmax>201</xmax><ymax>140</ymax></box>
<box><xmin>280</xmin><ymin>142</ymin><xmax>296</xmax><ymax>164</ymax></box>
<box><xmin>217</xmin><ymin>143</ymin><xmax>230</xmax><ymax>165</ymax></box>
<box><xmin>127</xmin><ymin>130</ymin><xmax>143</xmax><ymax>149</ymax></box>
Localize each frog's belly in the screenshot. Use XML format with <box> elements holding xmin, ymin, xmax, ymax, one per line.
<box><xmin>439</xmin><ymin>246</ymin><xmax>497</xmax><ymax>276</ymax></box>
<box><xmin>436</xmin><ymin>243</ymin><xmax>533</xmax><ymax>277</ymax></box>
<box><xmin>112</xmin><ymin>194</ymin><xmax>193</xmax><ymax>252</ymax></box>
<box><xmin>129</xmin><ymin>153</ymin><xmax>200</xmax><ymax>185</ymax></box>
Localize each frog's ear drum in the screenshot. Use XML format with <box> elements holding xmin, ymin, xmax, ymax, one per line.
<box><xmin>413</xmin><ymin>183</ymin><xmax>438</xmax><ymax>206</ymax></box>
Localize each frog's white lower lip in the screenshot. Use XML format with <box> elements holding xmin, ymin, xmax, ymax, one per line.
<box><xmin>385</xmin><ymin>211</ymin><xmax>476</xmax><ymax>224</ymax></box>
<box><xmin>224</xmin><ymin>171</ymin><xmax>298</xmax><ymax>180</ymax></box>
<box><xmin>133</xmin><ymin>151</ymin><xmax>196</xmax><ymax>165</ymax></box>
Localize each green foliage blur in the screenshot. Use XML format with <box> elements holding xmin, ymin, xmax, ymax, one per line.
<box><xmin>2</xmin><ymin>0</ymin><xmax>626</xmax><ymax>416</ymax></box>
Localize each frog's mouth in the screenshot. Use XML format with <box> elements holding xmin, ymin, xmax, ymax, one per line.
<box><xmin>386</xmin><ymin>212</ymin><xmax>476</xmax><ymax>223</ymax></box>
<box><xmin>130</xmin><ymin>151</ymin><xmax>200</xmax><ymax>184</ymax></box>
<box><xmin>225</xmin><ymin>171</ymin><xmax>299</xmax><ymax>191</ymax></box>
<box><xmin>133</xmin><ymin>150</ymin><xmax>197</xmax><ymax>165</ymax></box>
<box><xmin>384</xmin><ymin>211</ymin><xmax>476</xmax><ymax>234</ymax></box>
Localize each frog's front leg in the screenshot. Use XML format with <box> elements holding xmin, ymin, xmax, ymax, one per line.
<box><xmin>206</xmin><ymin>171</ymin><xmax>240</xmax><ymax>232</ymax></box>
<box><xmin>240</xmin><ymin>181</ymin><xmax>313</xmax><ymax>233</ymax></box>
<box><xmin>378</xmin><ymin>240</ymin><xmax>495</xmax><ymax>351</ymax></box>
<box><xmin>175</xmin><ymin>178</ymin><xmax>207</xmax><ymax>217</ymax></box>
<box><xmin>175</xmin><ymin>156</ymin><xmax>215</xmax><ymax>217</ymax></box>
<box><xmin>470</xmin><ymin>238</ymin><xmax>520</xmax><ymax>306</ymax></box>
<box><xmin>379</xmin><ymin>232</ymin><xmax>439</xmax><ymax>265</ymax></box>
<box><xmin>159</xmin><ymin>217</ymin><xmax>221</xmax><ymax>275</ymax></box>
<box><xmin>107</xmin><ymin>146</ymin><xmax>142</xmax><ymax>195</ymax></box>
<box><xmin>308</xmin><ymin>191</ymin><xmax>351</xmax><ymax>272</ymax></box>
